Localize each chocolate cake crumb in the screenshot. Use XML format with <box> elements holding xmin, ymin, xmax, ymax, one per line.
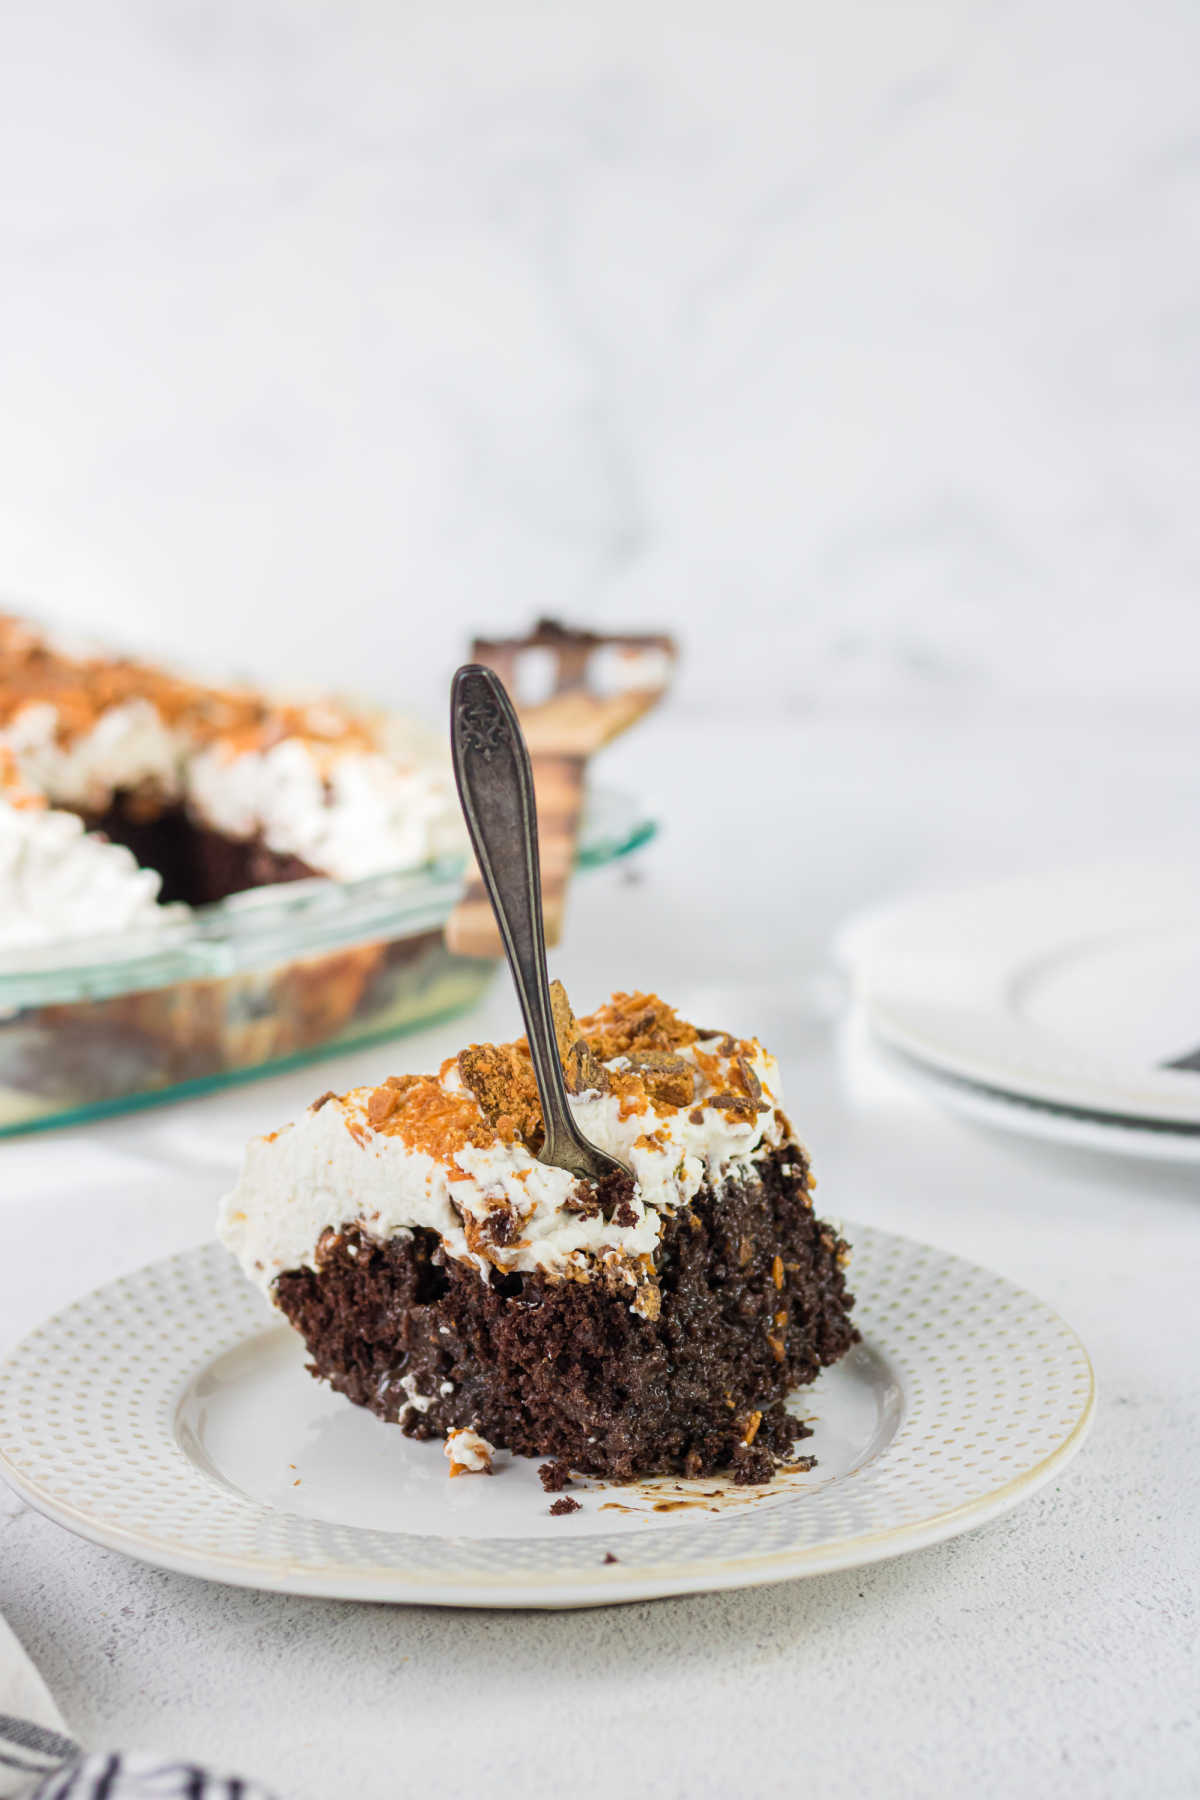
<box><xmin>731</xmin><ymin>1441</ymin><xmax>776</xmax><ymax>1484</ymax></box>
<box><xmin>480</xmin><ymin>1206</ymin><xmax>521</xmax><ymax>1248</ymax></box>
<box><xmin>603</xmin><ymin>1552</ymin><xmax>619</xmax><ymax>1565</ymax></box>
<box><xmin>539</xmin><ymin>1459</ymin><xmax>573</xmax><ymax>1493</ymax></box>
<box><xmin>593</xmin><ymin>1165</ymin><xmax>637</xmax><ymax>1224</ymax></box>
<box><xmin>562</xmin><ymin>1186</ymin><xmax>602</xmax><ymax>1219</ymax></box>
<box><xmin>549</xmin><ymin>1496</ymin><xmax>581</xmax><ymax>1516</ymax></box>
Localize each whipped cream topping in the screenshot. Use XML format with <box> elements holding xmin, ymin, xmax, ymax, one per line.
<box><xmin>2</xmin><ymin>699</ymin><xmax>185</xmax><ymax>812</ymax></box>
<box><xmin>218</xmin><ymin>1036</ymin><xmax>795</xmax><ymax>1302</ymax></box>
<box><xmin>185</xmin><ymin>739</ymin><xmax>464</xmax><ymax>882</ymax></box>
<box><xmin>0</xmin><ymin>795</ymin><xmax>168</xmax><ymax>951</ymax></box>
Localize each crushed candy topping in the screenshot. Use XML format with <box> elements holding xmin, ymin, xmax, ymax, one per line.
<box><xmin>0</xmin><ymin>611</ymin><xmax>376</xmax><ymax>754</ymax></box>
<box><xmin>311</xmin><ymin>987</ymin><xmax>787</xmax><ymax>1200</ymax></box>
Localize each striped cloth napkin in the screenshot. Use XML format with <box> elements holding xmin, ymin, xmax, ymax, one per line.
<box><xmin>1</xmin><ymin>1612</ymin><xmax>278</xmax><ymax>1799</ymax></box>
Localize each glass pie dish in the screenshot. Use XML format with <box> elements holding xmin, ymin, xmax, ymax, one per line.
<box><xmin>0</xmin><ymin>786</ymin><xmax>655</xmax><ymax>1137</ymax></box>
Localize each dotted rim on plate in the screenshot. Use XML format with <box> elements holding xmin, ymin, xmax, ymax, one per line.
<box><xmin>0</xmin><ymin>1226</ymin><xmax>1094</xmax><ymax>1604</ymax></box>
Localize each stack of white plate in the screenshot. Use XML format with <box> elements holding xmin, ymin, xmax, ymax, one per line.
<box><xmin>837</xmin><ymin>862</ymin><xmax>1200</xmax><ymax>1162</ymax></box>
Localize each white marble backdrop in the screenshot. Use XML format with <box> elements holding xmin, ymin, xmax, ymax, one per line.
<box><xmin>1</xmin><ymin>0</ymin><xmax>1197</xmax><ymax>712</ymax></box>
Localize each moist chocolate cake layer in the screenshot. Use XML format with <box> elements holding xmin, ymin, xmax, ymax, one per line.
<box><xmin>275</xmin><ymin>1143</ymin><xmax>857</xmax><ymax>1483</ymax></box>
<box><xmin>88</xmin><ymin>795</ymin><xmax>319</xmax><ymax>906</ymax></box>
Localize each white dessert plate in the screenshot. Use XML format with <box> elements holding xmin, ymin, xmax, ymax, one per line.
<box><xmin>838</xmin><ymin>864</ymin><xmax>1200</xmax><ymax>1130</ymax></box>
<box><xmin>870</xmin><ymin>1034</ymin><xmax>1200</xmax><ymax>1164</ymax></box>
<box><xmin>0</xmin><ymin>1228</ymin><xmax>1093</xmax><ymax>1609</ymax></box>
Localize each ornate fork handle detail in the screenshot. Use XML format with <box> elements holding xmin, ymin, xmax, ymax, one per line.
<box><xmin>457</xmin><ymin>693</ymin><xmax>509</xmax><ymax>760</ymax></box>
<box><xmin>450</xmin><ymin>664</ymin><xmax>631</xmax><ymax>1184</ymax></box>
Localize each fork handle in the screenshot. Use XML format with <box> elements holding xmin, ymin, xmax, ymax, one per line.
<box><xmin>450</xmin><ymin>664</ymin><xmax>618</xmax><ymax>1182</ymax></box>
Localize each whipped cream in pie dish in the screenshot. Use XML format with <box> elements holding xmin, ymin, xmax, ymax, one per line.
<box><xmin>0</xmin><ymin>747</ymin><xmax>169</xmax><ymax>953</ymax></box>
<box><xmin>0</xmin><ymin>611</ymin><xmax>464</xmax><ymax>946</ymax></box>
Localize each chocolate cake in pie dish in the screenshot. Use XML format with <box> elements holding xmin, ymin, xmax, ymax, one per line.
<box><xmin>219</xmin><ymin>988</ymin><xmax>858</xmax><ymax>1483</ymax></box>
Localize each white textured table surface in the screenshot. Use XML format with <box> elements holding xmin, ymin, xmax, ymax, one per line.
<box><xmin>1</xmin><ymin>707</ymin><xmax>1198</xmax><ymax>1800</ymax></box>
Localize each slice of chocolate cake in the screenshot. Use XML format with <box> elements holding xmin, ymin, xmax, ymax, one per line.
<box><xmin>218</xmin><ymin>988</ymin><xmax>858</xmax><ymax>1483</ymax></box>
